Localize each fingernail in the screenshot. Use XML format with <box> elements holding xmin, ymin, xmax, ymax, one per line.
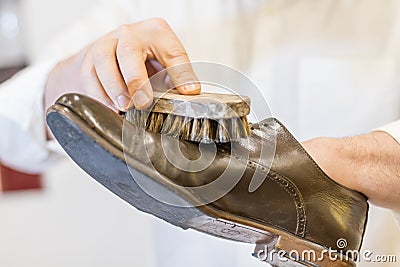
<box><xmin>117</xmin><ymin>95</ymin><xmax>130</xmax><ymax>111</ymax></box>
<box><xmin>183</xmin><ymin>82</ymin><xmax>201</xmax><ymax>92</ymax></box>
<box><xmin>133</xmin><ymin>90</ymin><xmax>150</xmax><ymax>108</ymax></box>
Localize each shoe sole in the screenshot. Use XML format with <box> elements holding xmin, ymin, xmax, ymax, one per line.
<box><xmin>47</xmin><ymin>104</ymin><xmax>355</xmax><ymax>267</ymax></box>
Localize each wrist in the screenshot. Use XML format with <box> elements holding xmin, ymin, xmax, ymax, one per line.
<box><xmin>302</xmin><ymin>136</ymin><xmax>362</xmax><ymax>191</ymax></box>
<box><xmin>302</xmin><ymin>132</ymin><xmax>400</xmax><ymax>211</ymax></box>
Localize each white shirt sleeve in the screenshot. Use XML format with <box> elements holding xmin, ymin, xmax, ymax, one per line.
<box><xmin>0</xmin><ymin>61</ymin><xmax>63</xmax><ymax>173</ymax></box>
<box><xmin>0</xmin><ymin>2</ymin><xmax>131</xmax><ymax>173</ymax></box>
<box><xmin>377</xmin><ymin>120</ymin><xmax>400</xmax><ymax>144</ymax></box>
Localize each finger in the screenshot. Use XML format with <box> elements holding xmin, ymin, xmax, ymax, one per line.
<box><xmin>145</xmin><ymin>59</ymin><xmax>165</xmax><ymax>77</ymax></box>
<box><xmin>145</xmin><ymin>59</ymin><xmax>174</xmax><ymax>93</ymax></box>
<box><xmin>116</xmin><ymin>31</ymin><xmax>153</xmax><ymax>110</ymax></box>
<box><xmin>139</xmin><ymin>18</ymin><xmax>201</xmax><ymax>95</ymax></box>
<box><xmin>92</xmin><ymin>37</ymin><xmax>132</xmax><ymax>111</ymax></box>
<box><xmin>81</xmin><ymin>52</ymin><xmax>115</xmax><ymax>111</ymax></box>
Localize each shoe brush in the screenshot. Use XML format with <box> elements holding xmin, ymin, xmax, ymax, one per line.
<box><xmin>122</xmin><ymin>90</ymin><xmax>251</xmax><ymax>143</ymax></box>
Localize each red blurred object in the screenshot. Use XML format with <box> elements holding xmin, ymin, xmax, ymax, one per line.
<box><xmin>0</xmin><ymin>164</ymin><xmax>42</xmax><ymax>192</ymax></box>
<box><xmin>0</xmin><ymin>63</ymin><xmax>39</xmax><ymax>192</ymax></box>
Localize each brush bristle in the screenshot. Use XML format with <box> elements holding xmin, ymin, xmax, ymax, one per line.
<box><xmin>124</xmin><ymin>110</ymin><xmax>251</xmax><ymax>143</ymax></box>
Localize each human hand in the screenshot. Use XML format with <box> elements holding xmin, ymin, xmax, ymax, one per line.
<box><xmin>302</xmin><ymin>132</ymin><xmax>400</xmax><ymax>212</ymax></box>
<box><xmin>45</xmin><ymin>18</ymin><xmax>200</xmax><ymax>112</ymax></box>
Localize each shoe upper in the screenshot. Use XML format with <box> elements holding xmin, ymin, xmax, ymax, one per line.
<box><xmin>213</xmin><ymin>119</ymin><xmax>369</xmax><ymax>252</ymax></box>
<box><xmin>51</xmin><ymin>93</ymin><xmax>369</xmax><ymax>253</ymax></box>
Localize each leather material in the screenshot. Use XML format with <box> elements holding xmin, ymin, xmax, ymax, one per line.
<box><xmin>54</xmin><ymin>94</ymin><xmax>369</xmax><ymax>252</ymax></box>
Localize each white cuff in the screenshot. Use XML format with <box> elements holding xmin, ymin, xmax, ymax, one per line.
<box><xmin>379</xmin><ymin>121</ymin><xmax>400</xmax><ymax>224</ymax></box>
<box><xmin>377</xmin><ymin>120</ymin><xmax>400</xmax><ymax>144</ymax></box>
<box><xmin>0</xmin><ymin>60</ymin><xmax>61</xmax><ymax>173</ymax></box>
<box><xmin>394</xmin><ymin>211</ymin><xmax>400</xmax><ymax>227</ymax></box>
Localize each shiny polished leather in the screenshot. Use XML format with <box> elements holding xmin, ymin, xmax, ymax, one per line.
<box><xmin>50</xmin><ymin>94</ymin><xmax>369</xmax><ymax>254</ymax></box>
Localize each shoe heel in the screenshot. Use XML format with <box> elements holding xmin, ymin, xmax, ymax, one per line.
<box><xmin>253</xmin><ymin>234</ymin><xmax>356</xmax><ymax>267</ymax></box>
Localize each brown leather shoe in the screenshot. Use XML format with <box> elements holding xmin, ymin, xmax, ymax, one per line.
<box><xmin>47</xmin><ymin>94</ymin><xmax>368</xmax><ymax>267</ymax></box>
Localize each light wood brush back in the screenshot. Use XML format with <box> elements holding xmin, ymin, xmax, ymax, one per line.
<box><xmin>124</xmin><ymin>91</ymin><xmax>251</xmax><ymax>143</ymax></box>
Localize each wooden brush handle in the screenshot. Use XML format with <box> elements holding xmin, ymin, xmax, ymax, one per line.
<box><xmin>150</xmin><ymin>90</ymin><xmax>250</xmax><ymax>119</ymax></box>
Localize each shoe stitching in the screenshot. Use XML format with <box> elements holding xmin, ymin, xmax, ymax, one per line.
<box><xmin>269</xmin><ymin>170</ymin><xmax>306</xmax><ymax>237</ymax></box>
<box><xmin>232</xmin><ymin>155</ymin><xmax>307</xmax><ymax>237</ymax></box>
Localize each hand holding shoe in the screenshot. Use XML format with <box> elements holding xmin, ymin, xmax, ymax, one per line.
<box><xmin>302</xmin><ymin>131</ymin><xmax>400</xmax><ymax>212</ymax></box>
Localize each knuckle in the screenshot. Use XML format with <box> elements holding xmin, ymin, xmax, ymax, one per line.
<box><xmin>164</xmin><ymin>48</ymin><xmax>188</xmax><ymax>62</ymax></box>
<box><xmin>146</xmin><ymin>17</ymin><xmax>170</xmax><ymax>31</ymax></box>
<box><xmin>90</xmin><ymin>37</ymin><xmax>118</xmax><ymax>65</ymax></box>
<box><xmin>92</xmin><ymin>48</ymin><xmax>115</xmax><ymax>65</ymax></box>
<box><xmin>117</xmin><ymin>41</ymin><xmax>141</xmax><ymax>56</ymax></box>
<box><xmin>116</xmin><ymin>24</ymin><xmax>133</xmax><ymax>36</ymax></box>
